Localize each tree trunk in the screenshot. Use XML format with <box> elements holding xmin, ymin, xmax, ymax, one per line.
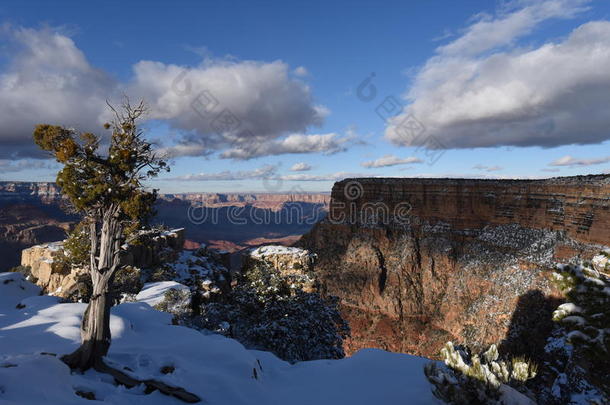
<box><xmin>62</xmin><ymin>206</ymin><xmax>120</xmax><ymax>371</ymax></box>
<box><xmin>62</xmin><ymin>275</ymin><xmax>113</xmax><ymax>370</ymax></box>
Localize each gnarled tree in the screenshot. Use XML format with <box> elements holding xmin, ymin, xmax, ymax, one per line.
<box><xmin>34</xmin><ymin>100</ymin><xmax>200</xmax><ymax>403</ymax></box>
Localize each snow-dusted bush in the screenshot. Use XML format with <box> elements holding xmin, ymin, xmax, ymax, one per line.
<box><xmin>424</xmin><ymin>342</ymin><xmax>537</xmax><ymax>405</ymax></box>
<box><xmin>545</xmin><ymin>256</ymin><xmax>610</xmax><ymax>400</ymax></box>
<box><xmin>195</xmin><ymin>263</ymin><xmax>349</xmax><ymax>363</ymax></box>
<box><xmin>154</xmin><ymin>288</ymin><xmax>192</xmax><ymax>323</ymax></box>
<box><xmin>552</xmin><ymin>259</ymin><xmax>609</xmax><ymax>359</ymax></box>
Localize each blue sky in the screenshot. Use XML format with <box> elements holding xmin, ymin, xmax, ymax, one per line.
<box><xmin>1</xmin><ymin>0</ymin><xmax>609</xmax><ymax>192</ymax></box>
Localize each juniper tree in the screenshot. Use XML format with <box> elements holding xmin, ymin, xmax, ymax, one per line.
<box><xmin>33</xmin><ymin>100</ymin><xmax>168</xmax><ymax>368</ymax></box>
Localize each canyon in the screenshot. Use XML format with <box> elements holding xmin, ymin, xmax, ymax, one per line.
<box><xmin>4</xmin><ymin>176</ymin><xmax>610</xmax><ymax>363</ymax></box>
<box><xmin>298</xmin><ymin>175</ymin><xmax>610</xmax><ymax>358</ymax></box>
<box><xmin>0</xmin><ymin>182</ymin><xmax>328</xmax><ymax>271</ymax></box>
<box><xmin>155</xmin><ymin>192</ymin><xmax>329</xmax><ymax>252</ymax></box>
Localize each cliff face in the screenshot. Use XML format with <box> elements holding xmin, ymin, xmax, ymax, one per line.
<box><xmin>298</xmin><ymin>175</ymin><xmax>610</xmax><ymax>358</ymax></box>
<box><xmin>155</xmin><ymin>194</ymin><xmax>329</xmax><ymax>252</ymax></box>
<box><xmin>0</xmin><ymin>182</ymin><xmax>64</xmax><ymax>204</ymax></box>
<box><xmin>159</xmin><ymin>193</ymin><xmax>330</xmax><ymax>210</ymax></box>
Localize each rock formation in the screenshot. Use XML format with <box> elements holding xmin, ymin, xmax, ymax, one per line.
<box><xmin>298</xmin><ymin>175</ymin><xmax>610</xmax><ymax>358</ymax></box>
<box><xmin>241</xmin><ymin>245</ymin><xmax>316</xmax><ymax>292</ymax></box>
<box><xmin>21</xmin><ymin>228</ymin><xmax>186</xmax><ymax>297</ymax></box>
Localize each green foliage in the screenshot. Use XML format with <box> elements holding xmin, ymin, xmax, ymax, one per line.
<box><xmin>60</xmin><ymin>222</ymin><xmax>91</xmax><ymax>268</ymax></box>
<box><xmin>33</xmin><ymin>99</ymin><xmax>169</xmax><ymax>232</ymax></box>
<box><xmin>424</xmin><ymin>342</ymin><xmax>537</xmax><ymax>405</ymax></box>
<box><xmin>113</xmin><ymin>266</ymin><xmax>143</xmax><ymax>303</ymax></box>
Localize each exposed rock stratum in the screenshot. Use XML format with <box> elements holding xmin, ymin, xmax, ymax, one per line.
<box><xmin>298</xmin><ymin>175</ymin><xmax>610</xmax><ymax>358</ymax></box>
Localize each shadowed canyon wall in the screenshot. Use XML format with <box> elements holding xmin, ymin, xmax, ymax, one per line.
<box><xmin>298</xmin><ymin>175</ymin><xmax>610</xmax><ymax>358</ymax></box>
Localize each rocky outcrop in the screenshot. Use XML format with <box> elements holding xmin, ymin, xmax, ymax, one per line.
<box><xmin>241</xmin><ymin>245</ymin><xmax>316</xmax><ymax>292</ymax></box>
<box><xmin>21</xmin><ymin>228</ymin><xmax>186</xmax><ymax>297</ymax></box>
<box><xmin>298</xmin><ymin>175</ymin><xmax>610</xmax><ymax>358</ymax></box>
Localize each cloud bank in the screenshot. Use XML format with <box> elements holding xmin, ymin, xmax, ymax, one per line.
<box><xmin>0</xmin><ymin>27</ymin><xmax>117</xmax><ymax>158</ymax></box>
<box><xmin>0</xmin><ymin>26</ymin><xmax>330</xmax><ymax>160</ymax></box>
<box><xmin>386</xmin><ymin>0</ymin><xmax>610</xmax><ymax>150</ymax></box>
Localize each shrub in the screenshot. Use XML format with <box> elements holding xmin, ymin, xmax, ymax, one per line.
<box><xmin>549</xmin><ymin>256</ymin><xmax>610</xmax><ymax>398</ymax></box>
<box><xmin>194</xmin><ymin>263</ymin><xmax>349</xmax><ymax>362</ymax></box>
<box><xmin>154</xmin><ymin>288</ymin><xmax>192</xmax><ymax>324</ymax></box>
<box><xmin>113</xmin><ymin>266</ymin><xmax>144</xmax><ymax>304</ymax></box>
<box><xmin>424</xmin><ymin>342</ymin><xmax>537</xmax><ymax>405</ymax></box>
<box><xmin>552</xmin><ymin>259</ymin><xmax>609</xmax><ymax>360</ymax></box>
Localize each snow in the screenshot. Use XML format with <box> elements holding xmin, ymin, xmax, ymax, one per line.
<box><xmin>249</xmin><ymin>246</ymin><xmax>311</xmax><ymax>259</ymax></box>
<box><xmin>161</xmin><ymin>228</ymin><xmax>184</xmax><ymax>237</ymax></box>
<box><xmin>0</xmin><ymin>272</ymin><xmax>41</xmax><ymax>308</ymax></box>
<box><xmin>136</xmin><ymin>282</ymin><xmax>190</xmax><ymax>307</ymax></box>
<box><xmin>0</xmin><ymin>272</ymin><xmax>439</xmax><ymax>405</ymax></box>
<box><xmin>557</xmin><ymin>303</ymin><xmax>582</xmax><ymax>314</ymax></box>
<box><xmin>29</xmin><ymin>241</ymin><xmax>64</xmax><ymax>251</ymax></box>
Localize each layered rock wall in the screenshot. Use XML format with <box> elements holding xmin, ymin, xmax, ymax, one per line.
<box><xmin>298</xmin><ymin>175</ymin><xmax>610</xmax><ymax>358</ymax></box>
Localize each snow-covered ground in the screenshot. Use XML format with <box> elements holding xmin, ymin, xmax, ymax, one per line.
<box><xmin>135</xmin><ymin>281</ymin><xmax>191</xmax><ymax>307</ymax></box>
<box><xmin>0</xmin><ymin>272</ymin><xmax>438</xmax><ymax>405</ymax></box>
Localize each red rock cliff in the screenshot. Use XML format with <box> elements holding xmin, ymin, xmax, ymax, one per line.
<box><xmin>298</xmin><ymin>175</ymin><xmax>610</xmax><ymax>358</ymax></box>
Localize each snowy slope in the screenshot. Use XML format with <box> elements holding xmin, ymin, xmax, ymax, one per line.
<box><xmin>0</xmin><ymin>272</ymin><xmax>439</xmax><ymax>405</ymax></box>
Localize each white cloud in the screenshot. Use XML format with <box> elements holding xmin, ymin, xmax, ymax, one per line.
<box><xmin>290</xmin><ymin>162</ymin><xmax>312</xmax><ymax>171</ymax></box>
<box><xmin>219</xmin><ymin>133</ymin><xmax>350</xmax><ymax>160</ymax></box>
<box><xmin>278</xmin><ymin>172</ymin><xmax>368</xmax><ymax>181</ymax></box>
<box><xmin>437</xmin><ymin>0</ymin><xmax>590</xmax><ymax>57</ymax></box>
<box><xmin>0</xmin><ymin>27</ymin><xmax>117</xmax><ymax>158</ymax></box>
<box><xmin>0</xmin><ymin>26</ymin><xmax>331</xmax><ymax>160</ymax></box>
<box><xmin>156</xmin><ymin>142</ymin><xmax>212</xmax><ymax>159</ymax></box>
<box><xmin>130</xmin><ymin>60</ymin><xmax>327</xmax><ymax>157</ymax></box>
<box><xmin>549</xmin><ymin>155</ymin><xmax>610</xmax><ymax>166</ymax></box>
<box><xmin>473</xmin><ymin>164</ymin><xmax>504</xmax><ymax>172</ymax></box>
<box><xmin>386</xmin><ymin>1</ymin><xmax>610</xmax><ymax>150</ymax></box>
<box><xmin>169</xmin><ymin>165</ymin><xmax>278</xmax><ymax>181</ymax></box>
<box><xmin>361</xmin><ymin>154</ymin><xmax>423</xmax><ymax>168</ymax></box>
<box><xmin>168</xmin><ymin>165</ymin><xmax>366</xmax><ymax>182</ymax></box>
